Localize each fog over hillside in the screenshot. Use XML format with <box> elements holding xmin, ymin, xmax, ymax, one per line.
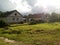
<box><xmin>0</xmin><ymin>0</ymin><xmax>60</xmax><ymax>15</ymax></box>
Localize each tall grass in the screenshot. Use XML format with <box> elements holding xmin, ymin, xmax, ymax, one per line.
<box><xmin>0</xmin><ymin>22</ymin><xmax>60</xmax><ymax>45</ymax></box>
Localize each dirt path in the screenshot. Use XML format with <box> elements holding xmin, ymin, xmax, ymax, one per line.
<box><xmin>0</xmin><ymin>37</ymin><xmax>17</xmax><ymax>44</ymax></box>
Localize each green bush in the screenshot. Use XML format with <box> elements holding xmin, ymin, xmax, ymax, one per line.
<box><xmin>29</xmin><ymin>21</ymin><xmax>37</xmax><ymax>25</ymax></box>
<box><xmin>0</xmin><ymin>20</ymin><xmax>9</xmax><ymax>28</ymax></box>
<box><xmin>19</xmin><ymin>21</ymin><xmax>24</xmax><ymax>24</ymax></box>
<box><xmin>28</xmin><ymin>19</ymin><xmax>37</xmax><ymax>25</ymax></box>
<box><xmin>28</xmin><ymin>19</ymin><xmax>45</xmax><ymax>25</ymax></box>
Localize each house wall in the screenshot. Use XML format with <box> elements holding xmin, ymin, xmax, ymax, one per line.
<box><xmin>33</xmin><ymin>18</ymin><xmax>41</xmax><ymax>20</ymax></box>
<box><xmin>1</xmin><ymin>11</ymin><xmax>24</xmax><ymax>23</ymax></box>
<box><xmin>7</xmin><ymin>11</ymin><xmax>23</xmax><ymax>23</ymax></box>
<box><xmin>28</xmin><ymin>15</ymin><xmax>49</xmax><ymax>22</ymax></box>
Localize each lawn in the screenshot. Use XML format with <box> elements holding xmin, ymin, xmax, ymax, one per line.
<box><xmin>0</xmin><ymin>22</ymin><xmax>60</xmax><ymax>45</ymax></box>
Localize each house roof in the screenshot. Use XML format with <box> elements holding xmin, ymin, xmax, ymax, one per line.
<box><xmin>0</xmin><ymin>10</ymin><xmax>23</xmax><ymax>17</ymax></box>
<box><xmin>28</xmin><ymin>14</ymin><xmax>44</xmax><ymax>18</ymax></box>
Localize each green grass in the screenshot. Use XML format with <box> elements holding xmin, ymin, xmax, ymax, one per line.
<box><xmin>0</xmin><ymin>22</ymin><xmax>60</xmax><ymax>45</ymax></box>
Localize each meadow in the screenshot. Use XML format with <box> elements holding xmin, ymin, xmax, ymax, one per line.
<box><xmin>0</xmin><ymin>22</ymin><xmax>60</xmax><ymax>45</ymax></box>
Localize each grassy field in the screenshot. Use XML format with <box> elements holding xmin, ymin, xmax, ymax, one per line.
<box><xmin>0</xmin><ymin>22</ymin><xmax>60</xmax><ymax>45</ymax></box>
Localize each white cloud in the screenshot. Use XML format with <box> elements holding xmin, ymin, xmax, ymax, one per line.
<box><xmin>9</xmin><ymin>0</ymin><xmax>31</xmax><ymax>13</ymax></box>
<box><xmin>0</xmin><ymin>0</ymin><xmax>16</xmax><ymax>11</ymax></box>
<box><xmin>35</xmin><ymin>0</ymin><xmax>60</xmax><ymax>7</ymax></box>
<box><xmin>34</xmin><ymin>0</ymin><xmax>60</xmax><ymax>13</ymax></box>
<box><xmin>1</xmin><ymin>0</ymin><xmax>60</xmax><ymax>14</ymax></box>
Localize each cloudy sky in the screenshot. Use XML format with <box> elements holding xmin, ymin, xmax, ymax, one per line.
<box><xmin>0</xmin><ymin>0</ymin><xmax>60</xmax><ymax>14</ymax></box>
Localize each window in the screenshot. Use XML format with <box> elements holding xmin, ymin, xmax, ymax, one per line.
<box><xmin>15</xmin><ymin>13</ymin><xmax>17</xmax><ymax>16</ymax></box>
<box><xmin>13</xmin><ymin>18</ymin><xmax>15</xmax><ymax>20</ymax></box>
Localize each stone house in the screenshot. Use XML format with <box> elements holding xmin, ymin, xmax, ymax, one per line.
<box><xmin>27</xmin><ymin>13</ymin><xmax>50</xmax><ymax>22</ymax></box>
<box><xmin>0</xmin><ymin>10</ymin><xmax>24</xmax><ymax>23</ymax></box>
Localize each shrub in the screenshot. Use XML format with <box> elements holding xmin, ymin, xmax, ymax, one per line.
<box><xmin>10</xmin><ymin>30</ymin><xmax>21</xmax><ymax>34</ymax></box>
<box><xmin>38</xmin><ymin>20</ymin><xmax>45</xmax><ymax>23</ymax></box>
<box><xmin>29</xmin><ymin>21</ymin><xmax>37</xmax><ymax>25</ymax></box>
<box><xmin>28</xmin><ymin>19</ymin><xmax>45</xmax><ymax>25</ymax></box>
<box><xmin>28</xmin><ymin>19</ymin><xmax>37</xmax><ymax>25</ymax></box>
<box><xmin>0</xmin><ymin>20</ymin><xmax>9</xmax><ymax>28</ymax></box>
<box><xmin>19</xmin><ymin>21</ymin><xmax>24</xmax><ymax>24</ymax></box>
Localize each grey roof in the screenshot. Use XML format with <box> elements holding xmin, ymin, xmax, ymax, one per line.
<box><xmin>0</xmin><ymin>10</ymin><xmax>23</xmax><ymax>17</ymax></box>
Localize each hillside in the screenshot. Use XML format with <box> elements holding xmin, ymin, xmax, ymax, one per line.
<box><xmin>0</xmin><ymin>23</ymin><xmax>60</xmax><ymax>45</ymax></box>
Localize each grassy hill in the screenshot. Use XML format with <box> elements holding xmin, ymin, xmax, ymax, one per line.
<box><xmin>0</xmin><ymin>22</ymin><xmax>60</xmax><ymax>45</ymax></box>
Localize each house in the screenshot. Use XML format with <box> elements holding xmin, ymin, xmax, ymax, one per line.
<box><xmin>0</xmin><ymin>10</ymin><xmax>24</xmax><ymax>23</ymax></box>
<box><xmin>28</xmin><ymin>14</ymin><xmax>44</xmax><ymax>20</ymax></box>
<box><xmin>27</xmin><ymin>13</ymin><xmax>50</xmax><ymax>22</ymax></box>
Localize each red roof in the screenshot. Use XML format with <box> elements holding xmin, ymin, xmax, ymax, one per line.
<box><xmin>29</xmin><ymin>13</ymin><xmax>44</xmax><ymax>18</ymax></box>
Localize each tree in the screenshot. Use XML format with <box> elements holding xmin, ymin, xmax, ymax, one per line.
<box><xmin>49</xmin><ymin>12</ymin><xmax>60</xmax><ymax>22</ymax></box>
<box><xmin>0</xmin><ymin>20</ymin><xmax>8</xmax><ymax>28</ymax></box>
